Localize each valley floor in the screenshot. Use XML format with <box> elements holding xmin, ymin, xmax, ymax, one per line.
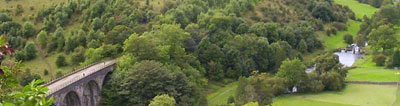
<box><xmin>207</xmin><ymin>0</ymin><xmax>400</xmax><ymax>106</ymax></box>
<box><xmin>272</xmin><ymin>84</ymin><xmax>397</xmax><ymax>106</ymax></box>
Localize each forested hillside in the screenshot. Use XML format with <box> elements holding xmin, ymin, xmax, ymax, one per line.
<box><xmin>0</xmin><ymin>0</ymin><xmax>366</xmax><ymax>105</ymax></box>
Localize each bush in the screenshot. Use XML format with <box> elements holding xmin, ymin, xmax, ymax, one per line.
<box><xmin>321</xmin><ymin>71</ymin><xmax>344</xmax><ymax>90</ymax></box>
<box><xmin>149</xmin><ymin>94</ymin><xmax>176</xmax><ymax>106</ymax></box>
<box><xmin>24</xmin><ymin>42</ymin><xmax>37</xmax><ymax>60</ymax></box>
<box><xmin>23</xmin><ymin>22</ymin><xmax>35</xmax><ymax>38</ymax></box>
<box><xmin>326</xmin><ymin>27</ymin><xmax>337</xmax><ymax>36</ymax></box>
<box><xmin>56</xmin><ymin>71</ymin><xmax>63</xmax><ymax>78</ymax></box>
<box><xmin>343</xmin><ymin>34</ymin><xmax>354</xmax><ymax>45</ymax></box>
<box><xmin>392</xmin><ymin>50</ymin><xmax>400</xmax><ymax>67</ymax></box>
<box><xmin>330</xmin><ymin>27</ymin><xmax>337</xmax><ymax>35</ymax></box>
<box><xmin>20</xmin><ymin>69</ymin><xmax>42</xmax><ymax>86</ymax></box>
<box><xmin>227</xmin><ymin>96</ymin><xmax>235</xmax><ymax>104</ymax></box>
<box><xmin>71</xmin><ymin>47</ymin><xmax>86</xmax><ymax>64</ymax></box>
<box><xmin>373</xmin><ymin>54</ymin><xmax>386</xmax><ymax>66</ymax></box>
<box><xmin>331</xmin><ymin>22</ymin><xmax>348</xmax><ymax>31</ymax></box>
<box><xmin>43</xmin><ymin>69</ymin><xmax>49</xmax><ymax>76</ymax></box>
<box><xmin>56</xmin><ymin>55</ymin><xmax>67</xmax><ymax>67</ymax></box>
<box><xmin>14</xmin><ymin>50</ymin><xmax>26</xmax><ymax>61</ymax></box>
<box><xmin>306</xmin><ymin>73</ymin><xmax>325</xmax><ymax>92</ymax></box>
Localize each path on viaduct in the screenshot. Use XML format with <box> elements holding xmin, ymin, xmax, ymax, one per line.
<box><xmin>44</xmin><ymin>59</ymin><xmax>117</xmax><ymax>106</ymax></box>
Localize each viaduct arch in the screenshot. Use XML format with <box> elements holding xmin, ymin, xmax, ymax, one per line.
<box><xmin>44</xmin><ymin>60</ymin><xmax>116</xmax><ymax>106</ymax></box>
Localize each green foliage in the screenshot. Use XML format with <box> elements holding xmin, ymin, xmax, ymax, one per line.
<box><xmin>92</xmin><ymin>17</ymin><xmax>102</xmax><ymax>30</ymax></box>
<box><xmin>249</xmin><ymin>22</ymin><xmax>279</xmax><ymax>43</ymax></box>
<box><xmin>378</xmin><ymin>5</ymin><xmax>400</xmax><ymax>18</ymax></box>
<box><xmin>24</xmin><ymin>42</ymin><xmax>37</xmax><ymax>60</ymax></box>
<box><xmin>101</xmin><ymin>60</ymin><xmax>199</xmax><ymax>106</ymax></box>
<box><xmin>56</xmin><ymin>55</ymin><xmax>67</xmax><ymax>67</ymax></box>
<box><xmin>149</xmin><ymin>94</ymin><xmax>176</xmax><ymax>106</ymax></box>
<box><xmin>71</xmin><ymin>46</ymin><xmax>86</xmax><ymax>64</ymax></box>
<box><xmin>123</xmin><ymin>33</ymin><xmax>160</xmax><ymax>60</ymax></box>
<box><xmin>15</xmin><ymin>4</ymin><xmax>23</xmax><ymax>16</ymax></box>
<box><xmin>22</xmin><ymin>22</ymin><xmax>35</xmax><ymax>38</ymax></box>
<box><xmin>20</xmin><ymin>69</ymin><xmax>41</xmax><ymax>86</ymax></box>
<box><xmin>314</xmin><ymin>53</ymin><xmax>347</xmax><ymax>91</ymax></box>
<box><xmin>0</xmin><ymin>13</ymin><xmax>11</xmax><ymax>23</ymax></box>
<box><xmin>81</xmin><ymin>47</ymin><xmax>103</xmax><ymax>65</ymax></box>
<box><xmin>343</xmin><ymin>34</ymin><xmax>354</xmax><ymax>45</ymax></box>
<box><xmin>55</xmin><ymin>71</ymin><xmax>62</xmax><ymax>78</ymax></box>
<box><xmin>0</xmin><ymin>61</ymin><xmax>53</xmax><ymax>106</ymax></box>
<box><xmin>392</xmin><ymin>50</ymin><xmax>400</xmax><ymax>67</ymax></box>
<box><xmin>373</xmin><ymin>54</ymin><xmax>386</xmax><ymax>66</ymax></box>
<box><xmin>2</xmin><ymin>80</ymin><xmax>53</xmax><ymax>106</ymax></box>
<box><xmin>43</xmin><ymin>69</ymin><xmax>48</xmax><ymax>76</ymax></box>
<box><xmin>310</xmin><ymin>1</ymin><xmax>335</xmax><ymax>22</ymax></box>
<box><xmin>357</xmin><ymin>0</ymin><xmax>384</xmax><ymax>8</ymax></box>
<box><xmin>36</xmin><ymin>30</ymin><xmax>48</xmax><ymax>49</ymax></box>
<box><xmin>306</xmin><ymin>73</ymin><xmax>325</xmax><ymax>92</ymax></box>
<box><xmin>297</xmin><ymin>39</ymin><xmax>308</xmax><ymax>53</ymax></box>
<box><xmin>243</xmin><ymin>102</ymin><xmax>259</xmax><ymax>106</ymax></box>
<box><xmin>14</xmin><ymin>50</ymin><xmax>25</xmax><ymax>61</ymax></box>
<box><xmin>368</xmin><ymin>25</ymin><xmax>397</xmax><ymax>54</ymax></box>
<box><xmin>235</xmin><ymin>73</ymin><xmax>274</xmax><ymax>106</ymax></box>
<box><xmin>355</xmin><ymin>34</ymin><xmax>366</xmax><ymax>47</ymax></box>
<box><xmin>205</xmin><ymin>61</ymin><xmax>224</xmax><ymax>81</ymax></box>
<box><xmin>276</xmin><ymin>58</ymin><xmax>307</xmax><ymax>89</ymax></box>
<box><xmin>105</xmin><ymin>25</ymin><xmax>133</xmax><ymax>45</ymax></box>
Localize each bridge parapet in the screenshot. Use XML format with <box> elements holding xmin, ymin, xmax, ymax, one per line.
<box><xmin>45</xmin><ymin>59</ymin><xmax>117</xmax><ymax>97</ymax></box>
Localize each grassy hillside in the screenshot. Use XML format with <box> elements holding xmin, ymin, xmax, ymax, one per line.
<box><xmin>321</xmin><ymin>20</ymin><xmax>361</xmax><ymax>50</ymax></box>
<box><xmin>207</xmin><ymin>82</ymin><xmax>238</xmax><ymax>106</ymax></box>
<box><xmin>0</xmin><ymin>0</ymin><xmax>68</xmax><ymax>24</ymax></box>
<box><xmin>334</xmin><ymin>0</ymin><xmax>379</xmax><ymax>19</ymax></box>
<box><xmin>273</xmin><ymin>84</ymin><xmax>397</xmax><ymax>106</ymax></box>
<box><xmin>346</xmin><ymin>55</ymin><xmax>400</xmax><ymax>82</ymax></box>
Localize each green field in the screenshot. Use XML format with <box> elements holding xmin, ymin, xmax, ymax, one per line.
<box><xmin>273</xmin><ymin>84</ymin><xmax>397</xmax><ymax>106</ymax></box>
<box><xmin>321</xmin><ymin>20</ymin><xmax>361</xmax><ymax>50</ymax></box>
<box><xmin>207</xmin><ymin>81</ymin><xmax>238</xmax><ymax>106</ymax></box>
<box><xmin>334</xmin><ymin>0</ymin><xmax>379</xmax><ymax>19</ymax></box>
<box><xmin>346</xmin><ymin>56</ymin><xmax>400</xmax><ymax>82</ymax></box>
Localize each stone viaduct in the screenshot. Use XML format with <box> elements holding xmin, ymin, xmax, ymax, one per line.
<box><xmin>44</xmin><ymin>60</ymin><xmax>117</xmax><ymax>106</ymax></box>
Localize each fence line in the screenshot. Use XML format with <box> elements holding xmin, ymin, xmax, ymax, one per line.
<box><xmin>345</xmin><ymin>81</ymin><xmax>399</xmax><ymax>85</ymax></box>
<box><xmin>45</xmin><ymin>60</ymin><xmax>117</xmax><ymax>96</ymax></box>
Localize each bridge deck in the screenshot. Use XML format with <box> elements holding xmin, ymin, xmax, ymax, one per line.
<box><xmin>45</xmin><ymin>60</ymin><xmax>116</xmax><ymax>96</ymax></box>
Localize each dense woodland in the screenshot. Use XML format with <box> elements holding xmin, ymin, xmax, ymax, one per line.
<box><xmin>1</xmin><ymin>0</ymin><xmax>399</xmax><ymax>105</ymax></box>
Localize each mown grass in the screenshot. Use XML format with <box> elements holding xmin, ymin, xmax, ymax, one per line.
<box><xmin>346</xmin><ymin>55</ymin><xmax>400</xmax><ymax>82</ymax></box>
<box><xmin>207</xmin><ymin>81</ymin><xmax>238</xmax><ymax>106</ymax></box>
<box><xmin>273</xmin><ymin>84</ymin><xmax>397</xmax><ymax>106</ymax></box>
<box><xmin>334</xmin><ymin>0</ymin><xmax>379</xmax><ymax>19</ymax></box>
<box><xmin>321</xmin><ymin>20</ymin><xmax>361</xmax><ymax>50</ymax></box>
<box><xmin>393</xmin><ymin>86</ymin><xmax>400</xmax><ymax>106</ymax></box>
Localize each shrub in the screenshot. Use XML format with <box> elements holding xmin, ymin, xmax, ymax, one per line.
<box><xmin>373</xmin><ymin>54</ymin><xmax>386</xmax><ymax>66</ymax></box>
<box><xmin>331</xmin><ymin>22</ymin><xmax>347</xmax><ymax>31</ymax></box>
<box><xmin>71</xmin><ymin>47</ymin><xmax>86</xmax><ymax>64</ymax></box>
<box><xmin>20</xmin><ymin>69</ymin><xmax>42</xmax><ymax>86</ymax></box>
<box><xmin>227</xmin><ymin>96</ymin><xmax>235</xmax><ymax>104</ymax></box>
<box><xmin>331</xmin><ymin>27</ymin><xmax>337</xmax><ymax>35</ymax></box>
<box><xmin>14</xmin><ymin>50</ymin><xmax>26</xmax><ymax>61</ymax></box>
<box><xmin>392</xmin><ymin>50</ymin><xmax>400</xmax><ymax>67</ymax></box>
<box><xmin>43</xmin><ymin>69</ymin><xmax>49</xmax><ymax>76</ymax></box>
<box><xmin>321</xmin><ymin>71</ymin><xmax>344</xmax><ymax>90</ymax></box>
<box><xmin>56</xmin><ymin>71</ymin><xmax>63</xmax><ymax>78</ymax></box>
<box><xmin>24</xmin><ymin>42</ymin><xmax>37</xmax><ymax>60</ymax></box>
<box><xmin>149</xmin><ymin>94</ymin><xmax>176</xmax><ymax>106</ymax></box>
<box><xmin>343</xmin><ymin>34</ymin><xmax>354</xmax><ymax>45</ymax></box>
<box><xmin>56</xmin><ymin>55</ymin><xmax>67</xmax><ymax>67</ymax></box>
